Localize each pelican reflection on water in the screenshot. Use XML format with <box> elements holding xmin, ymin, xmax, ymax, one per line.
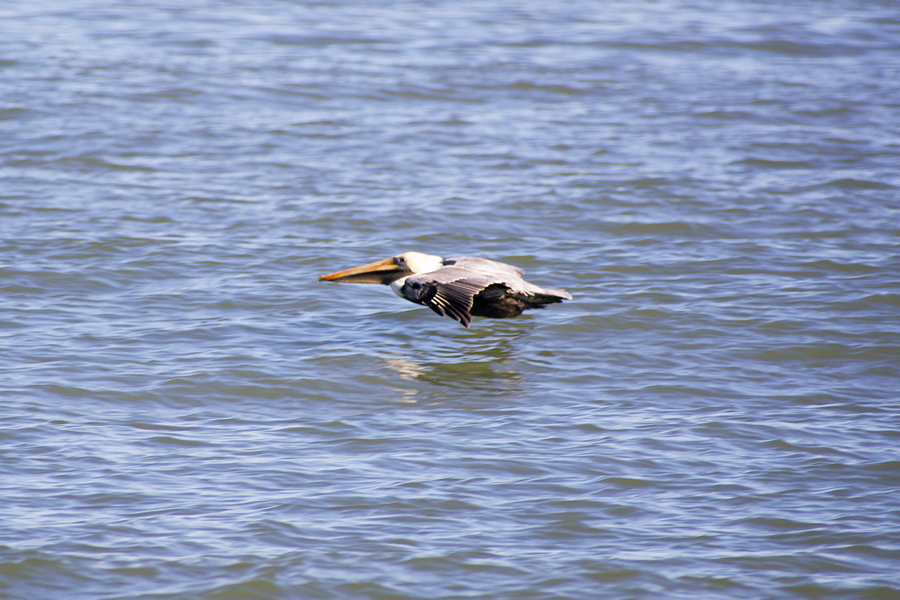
<box><xmin>318</xmin><ymin>251</ymin><xmax>572</xmax><ymax>327</ymax></box>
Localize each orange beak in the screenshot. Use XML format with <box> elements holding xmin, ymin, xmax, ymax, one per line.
<box><xmin>318</xmin><ymin>257</ymin><xmax>404</xmax><ymax>285</ymax></box>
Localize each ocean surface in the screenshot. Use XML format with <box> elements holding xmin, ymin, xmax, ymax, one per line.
<box><xmin>2</xmin><ymin>1</ymin><xmax>899</xmax><ymax>598</ymax></box>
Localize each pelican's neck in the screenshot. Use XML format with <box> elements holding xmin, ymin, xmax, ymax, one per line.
<box><xmin>389</xmin><ymin>277</ymin><xmax>408</xmax><ymax>298</ymax></box>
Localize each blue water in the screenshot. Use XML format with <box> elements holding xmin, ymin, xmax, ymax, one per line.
<box><xmin>2</xmin><ymin>1</ymin><xmax>900</xmax><ymax>598</ymax></box>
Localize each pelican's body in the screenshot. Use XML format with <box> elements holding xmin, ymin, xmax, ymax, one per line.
<box><xmin>318</xmin><ymin>252</ymin><xmax>572</xmax><ymax>327</ymax></box>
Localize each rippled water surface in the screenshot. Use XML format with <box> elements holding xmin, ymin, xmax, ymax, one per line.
<box><xmin>2</xmin><ymin>1</ymin><xmax>900</xmax><ymax>598</ymax></box>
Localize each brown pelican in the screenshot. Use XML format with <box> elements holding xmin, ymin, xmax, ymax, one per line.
<box><xmin>318</xmin><ymin>252</ymin><xmax>572</xmax><ymax>327</ymax></box>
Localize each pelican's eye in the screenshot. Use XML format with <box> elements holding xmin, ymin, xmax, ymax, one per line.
<box><xmin>394</xmin><ymin>256</ymin><xmax>406</xmax><ymax>267</ymax></box>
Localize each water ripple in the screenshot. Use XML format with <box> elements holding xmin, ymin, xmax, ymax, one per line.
<box><xmin>2</xmin><ymin>0</ymin><xmax>900</xmax><ymax>599</ymax></box>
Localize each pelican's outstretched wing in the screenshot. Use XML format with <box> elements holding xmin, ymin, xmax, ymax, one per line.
<box><xmin>445</xmin><ymin>256</ymin><xmax>570</xmax><ymax>300</ymax></box>
<box><xmin>401</xmin><ymin>267</ymin><xmax>496</xmax><ymax>327</ymax></box>
<box><xmin>444</xmin><ymin>256</ymin><xmax>525</xmax><ymax>277</ymax></box>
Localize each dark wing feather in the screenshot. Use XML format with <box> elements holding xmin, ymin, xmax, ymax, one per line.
<box><xmin>403</xmin><ymin>267</ymin><xmax>495</xmax><ymax>327</ymax></box>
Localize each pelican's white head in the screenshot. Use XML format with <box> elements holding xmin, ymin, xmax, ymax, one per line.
<box><xmin>392</xmin><ymin>251</ymin><xmax>444</xmax><ymax>275</ymax></box>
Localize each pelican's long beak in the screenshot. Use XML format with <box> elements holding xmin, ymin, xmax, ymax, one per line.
<box><xmin>318</xmin><ymin>257</ymin><xmax>405</xmax><ymax>285</ymax></box>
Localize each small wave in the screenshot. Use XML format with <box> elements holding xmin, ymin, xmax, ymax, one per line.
<box><xmin>830</xmin><ymin>293</ymin><xmax>900</xmax><ymax>312</ymax></box>
<box><xmin>262</xmin><ymin>34</ymin><xmax>383</xmax><ymax>46</ymax></box>
<box><xmin>135</xmin><ymin>87</ymin><xmax>202</xmax><ymax>100</ymax></box>
<box><xmin>505</xmin><ymin>81</ymin><xmax>586</xmax><ymax>95</ymax></box>
<box><xmin>861</xmin><ymin>460</ymin><xmax>900</xmax><ymax>474</ymax></box>
<box><xmin>49</xmin><ymin>156</ymin><xmax>156</xmax><ymax>172</ymax></box>
<box><xmin>695</xmin><ymin>109</ymin><xmax>757</xmax><ymax>120</ymax></box>
<box><xmin>197</xmin><ymin>578</ymin><xmax>285</xmax><ymax>599</ymax></box>
<box><xmin>147</xmin><ymin>435</ymin><xmax>211</xmax><ymax>447</ymax></box>
<box><xmin>603</xmin><ymin>476</ymin><xmax>653</xmax><ymax>489</ymax></box>
<box><xmin>751</xmin><ymin>344</ymin><xmax>853</xmax><ymax>361</ymax></box>
<box><xmin>797</xmin><ymin>259</ymin><xmax>879</xmax><ymax>274</ymax></box>
<box><xmin>606</xmin><ymin>221</ymin><xmax>713</xmax><ymax>236</ymax></box>
<box><xmin>793</xmin><ymin>107</ymin><xmax>856</xmax><ymax>118</ymax></box>
<box><xmin>730</xmin><ymin>158</ymin><xmax>812</xmax><ymax>169</ymax></box>
<box><xmin>736</xmin><ymin>516</ymin><xmax>825</xmax><ymax>532</ymax></box>
<box><xmin>737</xmin><ymin>39</ymin><xmax>851</xmax><ymax>57</ymax></box>
<box><xmin>0</xmin><ymin>107</ymin><xmax>29</xmax><ymax>121</ymax></box>
<box><xmin>814</xmin><ymin>178</ymin><xmax>895</xmax><ymax>190</ymax></box>
<box><xmin>0</xmin><ymin>554</ymin><xmax>89</xmax><ymax>590</ymax></box>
